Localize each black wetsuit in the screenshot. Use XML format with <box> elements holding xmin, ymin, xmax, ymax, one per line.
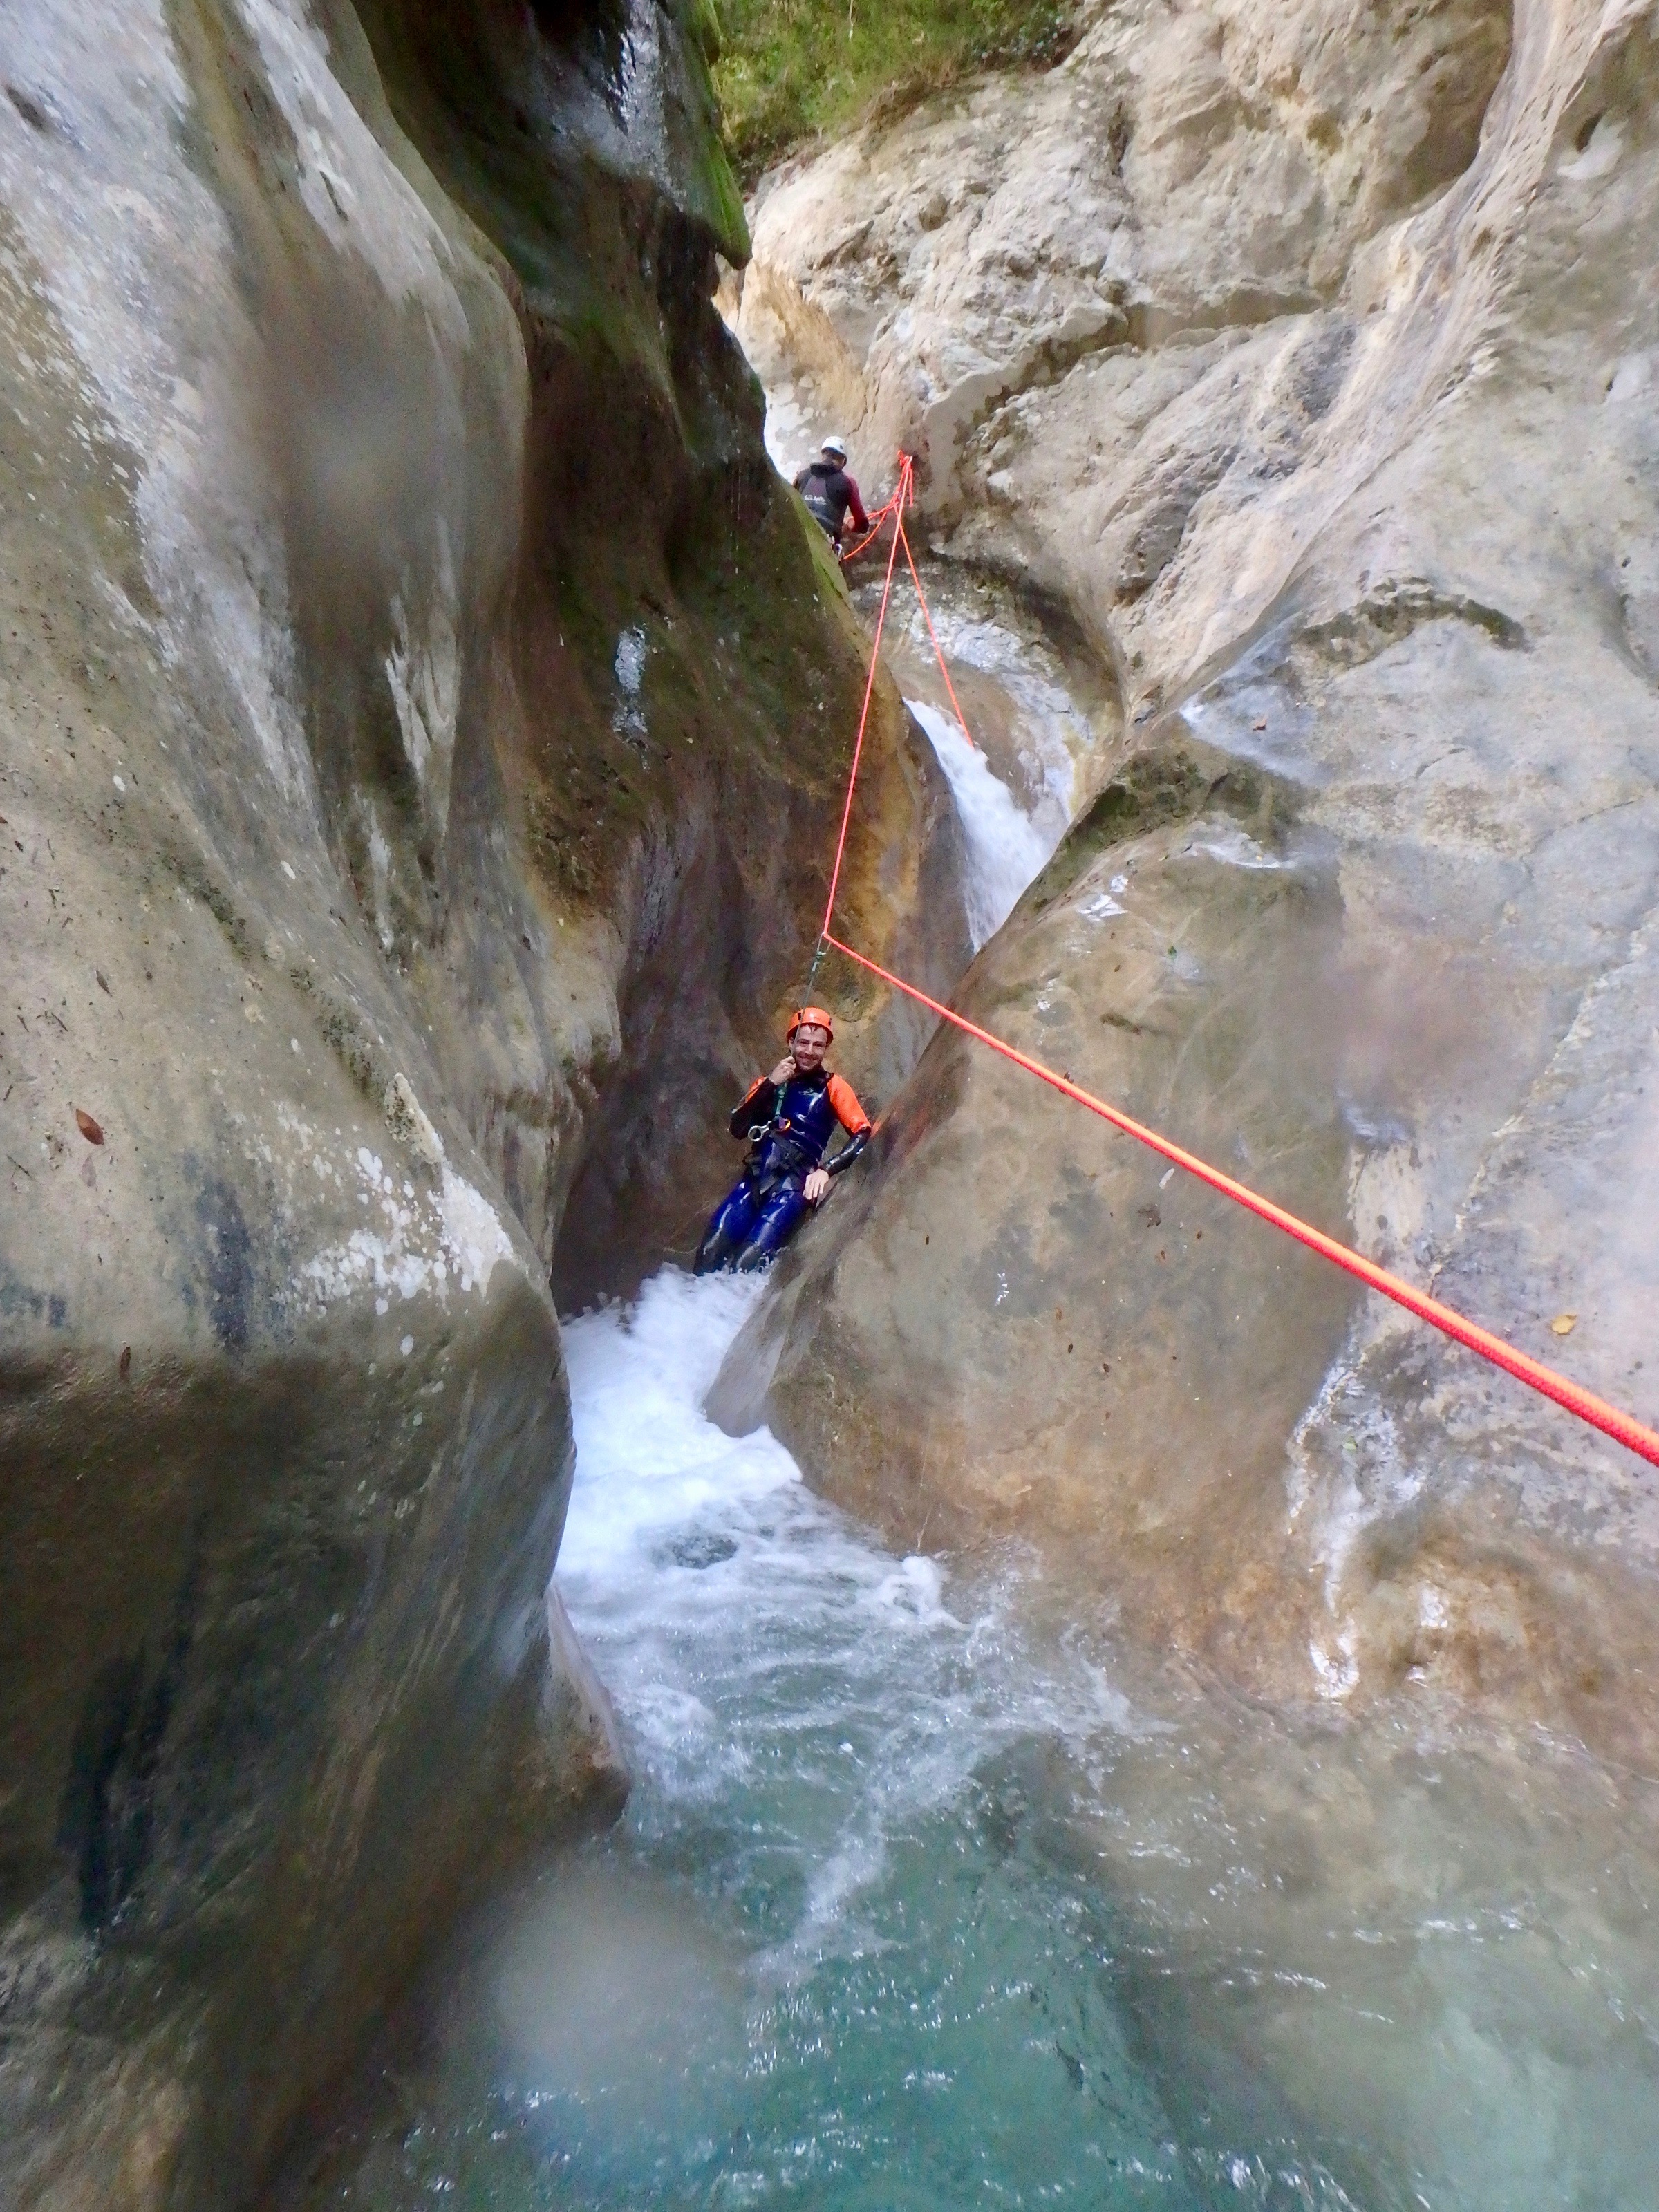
<box><xmin>794</xmin><ymin>460</ymin><xmax>870</xmax><ymax>543</ymax></box>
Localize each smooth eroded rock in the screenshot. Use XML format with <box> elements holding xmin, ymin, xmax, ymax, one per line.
<box><xmin>0</xmin><ymin>0</ymin><xmax>944</xmax><ymax>2202</ymax></box>
<box><xmin>721</xmin><ymin>0</ymin><xmax>1659</xmax><ymax>1759</ymax></box>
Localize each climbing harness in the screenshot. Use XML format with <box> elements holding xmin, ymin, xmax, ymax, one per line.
<box><xmin>696</xmin><ymin>1052</ymin><xmax>872</xmax><ymax>1277</ymax></box>
<box><xmin>814</xmin><ymin>456</ymin><xmax>1659</xmax><ymax>1471</ymax></box>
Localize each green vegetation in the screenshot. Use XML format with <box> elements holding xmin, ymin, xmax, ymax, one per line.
<box><xmin>711</xmin><ymin>0</ymin><xmax>1078</xmax><ymax>184</ymax></box>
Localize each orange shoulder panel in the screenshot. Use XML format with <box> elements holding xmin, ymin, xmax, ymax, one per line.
<box><xmin>826</xmin><ymin>1072</ymin><xmax>871</xmax><ymax>1136</ymax></box>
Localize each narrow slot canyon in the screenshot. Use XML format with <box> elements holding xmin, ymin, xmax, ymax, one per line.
<box><xmin>4</xmin><ymin>2</ymin><xmax>1659</xmax><ymax>2209</ymax></box>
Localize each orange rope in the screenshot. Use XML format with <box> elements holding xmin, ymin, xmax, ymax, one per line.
<box><xmin>814</xmin><ymin>454</ymin><xmax>1659</xmax><ymax>1470</ymax></box>
<box><xmin>838</xmin><ymin>465</ymin><xmax>980</xmax><ymax>749</ymax></box>
<box><xmin>820</xmin><ymin>456</ymin><xmax>912</xmax><ymax>942</ymax></box>
<box><xmin>836</xmin><ymin>478</ymin><xmax>908</xmax><ymax>566</ymax></box>
<box><xmin>897</xmin><ymin>508</ymin><xmax>979</xmax><ymax>752</ymax></box>
<box><xmin>836</xmin><ymin>503</ymin><xmax>897</xmax><ymax>565</ymax></box>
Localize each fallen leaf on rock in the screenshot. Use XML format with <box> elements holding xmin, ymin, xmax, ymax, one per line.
<box><xmin>1252</xmin><ymin>717</ymin><xmax>1268</xmax><ymax>731</ymax></box>
<box><xmin>74</xmin><ymin>1107</ymin><xmax>103</xmax><ymax>1145</ymax></box>
<box><xmin>119</xmin><ymin>1344</ymin><xmax>131</xmax><ymax>1379</ymax></box>
<box><xmin>95</xmin><ymin>970</ymin><xmax>111</xmax><ymax>994</ymax></box>
<box><xmin>1550</xmin><ymin>1313</ymin><xmax>1577</xmax><ymax>1336</ymax></box>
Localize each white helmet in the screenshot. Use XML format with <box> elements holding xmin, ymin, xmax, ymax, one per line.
<box><xmin>821</xmin><ymin>434</ymin><xmax>847</xmax><ymax>461</ymax></box>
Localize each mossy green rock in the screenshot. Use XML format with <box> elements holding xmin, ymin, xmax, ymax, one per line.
<box><xmin>0</xmin><ymin>1</ymin><xmax>935</xmax><ymax>2203</ymax></box>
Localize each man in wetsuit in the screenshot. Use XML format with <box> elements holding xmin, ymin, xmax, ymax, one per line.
<box><xmin>794</xmin><ymin>437</ymin><xmax>870</xmax><ymax>550</ymax></box>
<box><xmin>694</xmin><ymin>1006</ymin><xmax>872</xmax><ymax>1273</ymax></box>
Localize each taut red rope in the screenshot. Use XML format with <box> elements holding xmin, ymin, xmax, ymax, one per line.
<box><xmin>820</xmin><ymin>455</ymin><xmax>913</xmax><ymax>942</ymax></box>
<box><xmin>823</xmin><ymin>932</ymin><xmax>1659</xmax><ymax>1470</ymax></box>
<box><xmin>813</xmin><ymin>452</ymin><xmax>1659</xmax><ymax>1469</ymax></box>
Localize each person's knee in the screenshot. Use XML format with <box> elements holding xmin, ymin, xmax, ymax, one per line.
<box><xmin>697</xmin><ymin>1183</ymin><xmax>756</xmax><ymax>1273</ymax></box>
<box><xmin>750</xmin><ymin>1195</ymin><xmax>807</xmax><ymax>1260</ymax></box>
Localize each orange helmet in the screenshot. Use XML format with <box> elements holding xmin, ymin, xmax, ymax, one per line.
<box><xmin>787</xmin><ymin>1004</ymin><xmax>834</xmax><ymax>1042</ymax></box>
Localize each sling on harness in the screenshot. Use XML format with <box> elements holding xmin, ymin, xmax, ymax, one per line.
<box><xmin>735</xmin><ymin>1067</ymin><xmax>870</xmax><ymax>1187</ymax></box>
<box><xmin>695</xmin><ymin>1063</ymin><xmax>870</xmax><ymax>1275</ymax></box>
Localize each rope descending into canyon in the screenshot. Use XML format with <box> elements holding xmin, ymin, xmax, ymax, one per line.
<box><xmin>836</xmin><ymin>488</ymin><xmax>905</xmax><ymax>566</ymax></box>
<box><xmin>818</xmin><ymin>459</ymin><xmax>1659</xmax><ymax>1472</ymax></box>
<box><xmin>838</xmin><ymin>471</ymin><xmax>976</xmax><ymax>744</ymax></box>
<box><xmin>820</xmin><ymin>455</ymin><xmax>982</xmax><ymax>965</ymax></box>
<box><xmin>815</xmin><ymin>453</ymin><xmax>915</xmax><ymax>980</ymax></box>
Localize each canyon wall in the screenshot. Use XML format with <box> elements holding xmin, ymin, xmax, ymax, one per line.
<box><xmin>0</xmin><ymin>1</ymin><xmax>944</xmax><ymax>2203</ymax></box>
<box><xmin>721</xmin><ymin>0</ymin><xmax>1659</xmax><ymax>1755</ymax></box>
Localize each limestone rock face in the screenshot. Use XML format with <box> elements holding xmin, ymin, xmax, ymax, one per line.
<box><xmin>721</xmin><ymin>0</ymin><xmax>1659</xmax><ymax>1756</ymax></box>
<box><xmin>0</xmin><ymin>1</ymin><xmax>934</xmax><ymax>2203</ymax></box>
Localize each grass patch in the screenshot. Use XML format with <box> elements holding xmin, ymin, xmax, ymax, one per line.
<box><xmin>712</xmin><ymin>0</ymin><xmax>1079</xmax><ymax>185</ymax></box>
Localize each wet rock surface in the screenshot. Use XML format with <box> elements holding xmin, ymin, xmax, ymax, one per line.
<box><xmin>0</xmin><ymin>1</ymin><xmax>945</xmax><ymax>2203</ymax></box>
<box><xmin>8</xmin><ymin>0</ymin><xmax>1659</xmax><ymax>2197</ymax></box>
<box><xmin>270</xmin><ymin>1271</ymin><xmax>1659</xmax><ymax>2212</ymax></box>
<box><xmin>720</xmin><ymin>0</ymin><xmax>1659</xmax><ymax>1754</ymax></box>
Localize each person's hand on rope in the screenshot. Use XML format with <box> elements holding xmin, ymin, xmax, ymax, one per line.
<box><xmin>767</xmin><ymin>1055</ymin><xmax>797</xmax><ymax>1085</ymax></box>
<box><xmin>838</xmin><ymin>464</ymin><xmax>913</xmax><ymax>566</ymax></box>
<box><xmin>803</xmin><ymin>1167</ymin><xmax>831</xmax><ymax>1205</ymax></box>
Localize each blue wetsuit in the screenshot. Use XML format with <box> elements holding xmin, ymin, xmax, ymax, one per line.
<box><xmin>695</xmin><ymin>1066</ymin><xmax>871</xmax><ymax>1273</ymax></box>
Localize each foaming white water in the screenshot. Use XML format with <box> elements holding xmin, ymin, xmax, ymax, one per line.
<box><xmin>899</xmin><ymin>597</ymin><xmax>1082</xmax><ymax>827</ymax></box>
<box><xmin>319</xmin><ymin>1273</ymin><xmax>1659</xmax><ymax>2212</ymax></box>
<box><xmin>557</xmin><ymin>1267</ymin><xmax>1132</xmax><ymax>1969</ymax></box>
<box><xmin>907</xmin><ymin>695</ymin><xmax>1054</xmax><ymax>947</ymax></box>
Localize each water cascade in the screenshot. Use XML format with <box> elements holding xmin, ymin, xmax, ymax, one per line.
<box><xmin>853</xmin><ymin>556</ymin><xmax>1096</xmax><ymax>949</ymax></box>
<box><xmin>288</xmin><ymin>637</ymin><xmax>1659</xmax><ymax>2212</ymax></box>
<box><xmin>906</xmin><ymin>695</ymin><xmax>1053</xmax><ymax>949</ymax></box>
<box><xmin>18</xmin><ymin>8</ymin><xmax>1659</xmax><ymax>2206</ymax></box>
<box><xmin>290</xmin><ymin>1262</ymin><xmax>1659</xmax><ymax>2212</ymax></box>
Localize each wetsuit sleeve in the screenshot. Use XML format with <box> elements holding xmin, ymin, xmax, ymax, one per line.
<box><xmin>845</xmin><ymin>476</ymin><xmax>870</xmax><ymax>533</ymax></box>
<box><xmin>826</xmin><ymin>1074</ymin><xmax>871</xmax><ymax>1135</ymax></box>
<box><xmin>730</xmin><ymin>1076</ymin><xmax>777</xmax><ymax>1141</ymax></box>
<box><xmin>824</xmin><ymin>1073</ymin><xmax>872</xmax><ymax>1176</ymax></box>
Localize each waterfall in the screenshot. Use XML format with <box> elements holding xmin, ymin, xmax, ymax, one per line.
<box><xmin>905</xmin><ymin>695</ymin><xmax>1054</xmax><ymax>948</ymax></box>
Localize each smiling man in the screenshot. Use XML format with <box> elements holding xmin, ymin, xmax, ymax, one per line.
<box><xmin>693</xmin><ymin>1006</ymin><xmax>872</xmax><ymax>1274</ymax></box>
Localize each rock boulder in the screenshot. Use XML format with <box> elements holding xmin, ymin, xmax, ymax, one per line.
<box><xmin>0</xmin><ymin>0</ymin><xmax>945</xmax><ymax>2202</ymax></box>
<box><xmin>720</xmin><ymin>0</ymin><xmax>1659</xmax><ymax>1759</ymax></box>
